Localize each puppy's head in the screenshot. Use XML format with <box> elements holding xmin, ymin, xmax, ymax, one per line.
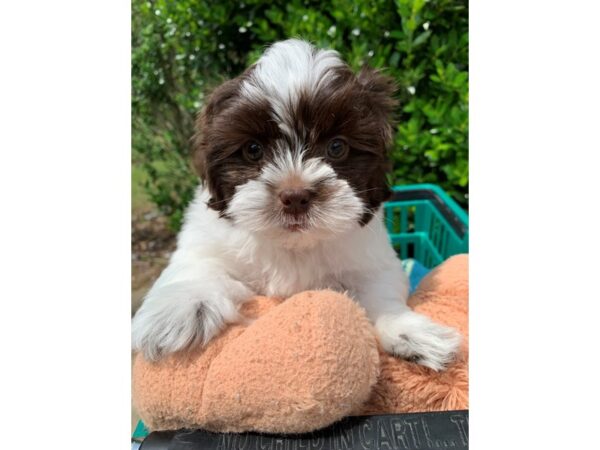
<box><xmin>193</xmin><ymin>39</ymin><xmax>396</xmax><ymax>248</ymax></box>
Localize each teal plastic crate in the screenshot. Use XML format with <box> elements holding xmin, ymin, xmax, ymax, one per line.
<box><xmin>385</xmin><ymin>184</ymin><xmax>469</xmax><ymax>268</ymax></box>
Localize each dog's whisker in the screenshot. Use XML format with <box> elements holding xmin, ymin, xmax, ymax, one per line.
<box><xmin>352</xmin><ymin>187</ymin><xmax>386</xmax><ymax>195</ymax></box>
<box><xmin>206</xmin><ymin>195</ymin><xmax>236</xmax><ymax>206</ymax></box>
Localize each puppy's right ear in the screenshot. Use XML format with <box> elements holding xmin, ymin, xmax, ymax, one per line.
<box><xmin>191</xmin><ymin>76</ymin><xmax>244</xmax><ymax>179</ymax></box>
<box><xmin>356</xmin><ymin>67</ymin><xmax>398</xmax><ymax>148</ymax></box>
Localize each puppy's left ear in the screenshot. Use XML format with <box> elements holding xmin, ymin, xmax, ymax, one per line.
<box><xmin>357</xmin><ymin>68</ymin><xmax>397</xmax><ymax>207</ymax></box>
<box><xmin>357</xmin><ymin>67</ymin><xmax>398</xmax><ymax>147</ymax></box>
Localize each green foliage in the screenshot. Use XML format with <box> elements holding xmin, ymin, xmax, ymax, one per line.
<box><xmin>132</xmin><ymin>0</ymin><xmax>468</xmax><ymax>230</ymax></box>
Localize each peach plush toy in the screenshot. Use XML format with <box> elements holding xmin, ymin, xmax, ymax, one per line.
<box><xmin>132</xmin><ymin>254</ymin><xmax>468</xmax><ymax>434</ymax></box>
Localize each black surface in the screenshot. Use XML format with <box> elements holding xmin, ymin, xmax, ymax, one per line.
<box><xmin>390</xmin><ymin>189</ymin><xmax>468</xmax><ymax>239</ymax></box>
<box><xmin>139</xmin><ymin>410</ymin><xmax>469</xmax><ymax>450</ymax></box>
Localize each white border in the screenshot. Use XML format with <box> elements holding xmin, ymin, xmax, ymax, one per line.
<box><xmin>1</xmin><ymin>1</ymin><xmax>600</xmax><ymax>448</ymax></box>
<box><xmin>0</xmin><ymin>1</ymin><xmax>131</xmax><ymax>448</ymax></box>
<box><xmin>471</xmin><ymin>0</ymin><xmax>600</xmax><ymax>448</ymax></box>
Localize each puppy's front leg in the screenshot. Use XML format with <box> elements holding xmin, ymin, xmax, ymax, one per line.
<box><xmin>131</xmin><ymin>251</ymin><xmax>253</xmax><ymax>361</ymax></box>
<box><xmin>354</xmin><ymin>263</ymin><xmax>461</xmax><ymax>371</ymax></box>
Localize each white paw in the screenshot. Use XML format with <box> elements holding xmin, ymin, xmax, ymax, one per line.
<box><xmin>376</xmin><ymin>311</ymin><xmax>462</xmax><ymax>371</ymax></box>
<box><xmin>131</xmin><ymin>278</ymin><xmax>252</xmax><ymax>361</ymax></box>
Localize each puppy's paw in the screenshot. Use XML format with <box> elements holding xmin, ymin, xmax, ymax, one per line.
<box><xmin>132</xmin><ymin>279</ymin><xmax>250</xmax><ymax>361</ymax></box>
<box><xmin>376</xmin><ymin>311</ymin><xmax>461</xmax><ymax>371</ymax></box>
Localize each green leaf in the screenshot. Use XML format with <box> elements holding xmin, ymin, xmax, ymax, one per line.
<box><xmin>412</xmin><ymin>30</ymin><xmax>431</xmax><ymax>47</ymax></box>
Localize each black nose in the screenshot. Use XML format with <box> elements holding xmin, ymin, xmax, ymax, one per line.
<box><xmin>279</xmin><ymin>189</ymin><xmax>312</xmax><ymax>214</ymax></box>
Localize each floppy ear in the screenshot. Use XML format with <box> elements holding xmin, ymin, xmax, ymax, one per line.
<box><xmin>356</xmin><ymin>67</ymin><xmax>398</xmax><ymax>148</ymax></box>
<box><xmin>356</xmin><ymin>68</ymin><xmax>397</xmax><ymax>219</ymax></box>
<box><xmin>191</xmin><ymin>76</ymin><xmax>244</xmax><ymax>180</ymax></box>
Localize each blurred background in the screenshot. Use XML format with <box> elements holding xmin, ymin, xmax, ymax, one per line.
<box><xmin>131</xmin><ymin>0</ymin><xmax>468</xmax><ymax>315</ymax></box>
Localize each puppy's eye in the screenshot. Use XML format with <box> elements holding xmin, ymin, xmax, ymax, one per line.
<box><xmin>326</xmin><ymin>138</ymin><xmax>349</xmax><ymax>160</ymax></box>
<box><xmin>243</xmin><ymin>141</ymin><xmax>264</xmax><ymax>162</ymax></box>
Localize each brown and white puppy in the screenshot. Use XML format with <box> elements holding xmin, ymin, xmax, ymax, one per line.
<box><xmin>132</xmin><ymin>39</ymin><xmax>460</xmax><ymax>370</ymax></box>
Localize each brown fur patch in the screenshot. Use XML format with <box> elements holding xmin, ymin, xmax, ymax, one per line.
<box><xmin>293</xmin><ymin>66</ymin><xmax>397</xmax><ymax>224</ymax></box>
<box><xmin>192</xmin><ymin>68</ymin><xmax>283</xmax><ymax>214</ymax></box>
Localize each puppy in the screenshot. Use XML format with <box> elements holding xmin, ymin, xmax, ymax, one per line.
<box><xmin>132</xmin><ymin>39</ymin><xmax>461</xmax><ymax>371</ymax></box>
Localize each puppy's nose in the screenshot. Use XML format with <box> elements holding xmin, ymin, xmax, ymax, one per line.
<box><xmin>279</xmin><ymin>189</ymin><xmax>312</xmax><ymax>214</ymax></box>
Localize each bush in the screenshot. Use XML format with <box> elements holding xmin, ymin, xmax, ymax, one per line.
<box><xmin>132</xmin><ymin>0</ymin><xmax>468</xmax><ymax>230</ymax></box>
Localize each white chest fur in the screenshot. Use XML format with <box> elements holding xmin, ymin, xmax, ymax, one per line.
<box><xmin>173</xmin><ymin>187</ymin><xmax>396</xmax><ymax>299</ymax></box>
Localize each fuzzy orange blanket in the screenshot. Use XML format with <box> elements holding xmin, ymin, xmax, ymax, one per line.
<box><xmin>133</xmin><ymin>254</ymin><xmax>468</xmax><ymax>433</ymax></box>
